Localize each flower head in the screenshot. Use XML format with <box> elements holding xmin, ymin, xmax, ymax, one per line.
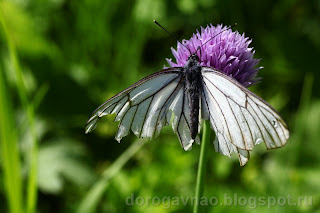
<box><xmin>166</xmin><ymin>24</ymin><xmax>262</xmax><ymax>87</ymax></box>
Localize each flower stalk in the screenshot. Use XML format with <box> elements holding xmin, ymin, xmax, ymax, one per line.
<box><xmin>193</xmin><ymin>120</ymin><xmax>211</xmax><ymax>213</ymax></box>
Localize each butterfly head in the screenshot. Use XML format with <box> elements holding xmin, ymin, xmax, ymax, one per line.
<box><xmin>188</xmin><ymin>53</ymin><xmax>200</xmax><ymax>63</ymax></box>
<box><xmin>184</xmin><ymin>53</ymin><xmax>201</xmax><ymax>70</ymax></box>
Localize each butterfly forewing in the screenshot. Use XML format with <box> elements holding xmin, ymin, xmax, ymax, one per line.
<box><xmin>200</xmin><ymin>67</ymin><xmax>289</xmax><ymax>165</ymax></box>
<box><xmin>85</xmin><ymin>68</ymin><xmax>182</xmax><ymax>134</ymax></box>
<box><xmin>85</xmin><ymin>67</ymin><xmax>199</xmax><ymax>150</ymax></box>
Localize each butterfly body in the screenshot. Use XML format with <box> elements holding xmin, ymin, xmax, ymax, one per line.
<box><xmin>184</xmin><ymin>54</ymin><xmax>202</xmax><ymax>140</ymax></box>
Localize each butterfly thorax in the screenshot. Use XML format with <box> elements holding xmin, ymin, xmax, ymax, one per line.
<box><xmin>184</xmin><ymin>54</ymin><xmax>202</xmax><ymax>140</ymax></box>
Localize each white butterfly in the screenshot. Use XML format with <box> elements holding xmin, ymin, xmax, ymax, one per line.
<box><xmin>85</xmin><ymin>52</ymin><xmax>289</xmax><ymax>166</ymax></box>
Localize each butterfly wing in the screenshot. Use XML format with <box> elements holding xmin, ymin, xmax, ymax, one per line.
<box><xmin>167</xmin><ymin>79</ymin><xmax>201</xmax><ymax>150</ymax></box>
<box><xmin>85</xmin><ymin>67</ymin><xmax>197</xmax><ymax>150</ymax></box>
<box><xmin>201</xmin><ymin>67</ymin><xmax>289</xmax><ymax>166</ymax></box>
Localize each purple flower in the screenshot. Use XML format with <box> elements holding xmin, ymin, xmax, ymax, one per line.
<box><xmin>166</xmin><ymin>24</ymin><xmax>262</xmax><ymax>87</ymax></box>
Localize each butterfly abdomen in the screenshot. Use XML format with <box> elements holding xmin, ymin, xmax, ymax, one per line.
<box><xmin>185</xmin><ymin>55</ymin><xmax>202</xmax><ymax>140</ymax></box>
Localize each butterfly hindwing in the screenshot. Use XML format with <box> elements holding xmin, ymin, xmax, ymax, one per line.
<box><xmin>168</xmin><ymin>83</ymin><xmax>200</xmax><ymax>150</ymax></box>
<box><xmin>201</xmin><ymin>77</ymin><xmax>250</xmax><ymax>165</ymax></box>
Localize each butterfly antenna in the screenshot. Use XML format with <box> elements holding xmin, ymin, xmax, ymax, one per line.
<box><xmin>153</xmin><ymin>20</ymin><xmax>192</xmax><ymax>55</ymax></box>
<box><xmin>196</xmin><ymin>23</ymin><xmax>238</xmax><ymax>54</ymax></box>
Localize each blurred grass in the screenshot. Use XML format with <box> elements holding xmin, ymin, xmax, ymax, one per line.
<box><xmin>0</xmin><ymin>61</ymin><xmax>22</xmax><ymax>213</ymax></box>
<box><xmin>0</xmin><ymin>0</ymin><xmax>319</xmax><ymax>212</ymax></box>
<box><xmin>77</xmin><ymin>139</ymin><xmax>147</xmax><ymax>213</ymax></box>
<box><xmin>288</xmin><ymin>73</ymin><xmax>314</xmax><ymax>166</ymax></box>
<box><xmin>0</xmin><ymin>3</ymin><xmax>38</xmax><ymax>213</ymax></box>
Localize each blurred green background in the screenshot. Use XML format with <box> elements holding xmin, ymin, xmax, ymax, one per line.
<box><xmin>0</xmin><ymin>0</ymin><xmax>319</xmax><ymax>213</ymax></box>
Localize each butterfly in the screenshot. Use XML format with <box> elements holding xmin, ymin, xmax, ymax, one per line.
<box><xmin>85</xmin><ymin>25</ymin><xmax>289</xmax><ymax>166</ymax></box>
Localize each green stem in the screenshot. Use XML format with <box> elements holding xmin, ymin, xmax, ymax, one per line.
<box><xmin>193</xmin><ymin>120</ymin><xmax>211</xmax><ymax>213</ymax></box>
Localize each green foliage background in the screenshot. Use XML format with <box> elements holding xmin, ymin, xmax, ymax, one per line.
<box><xmin>0</xmin><ymin>0</ymin><xmax>319</xmax><ymax>212</ymax></box>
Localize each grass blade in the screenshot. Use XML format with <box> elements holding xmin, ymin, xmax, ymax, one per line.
<box><xmin>0</xmin><ymin>67</ymin><xmax>23</xmax><ymax>213</ymax></box>
<box><xmin>77</xmin><ymin>139</ymin><xmax>147</xmax><ymax>213</ymax></box>
<box><xmin>0</xmin><ymin>4</ymin><xmax>39</xmax><ymax>213</ymax></box>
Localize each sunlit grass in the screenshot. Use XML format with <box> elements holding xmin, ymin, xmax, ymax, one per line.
<box><xmin>0</xmin><ymin>4</ymin><xmax>38</xmax><ymax>213</ymax></box>
<box><xmin>0</xmin><ymin>66</ymin><xmax>23</xmax><ymax>213</ymax></box>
